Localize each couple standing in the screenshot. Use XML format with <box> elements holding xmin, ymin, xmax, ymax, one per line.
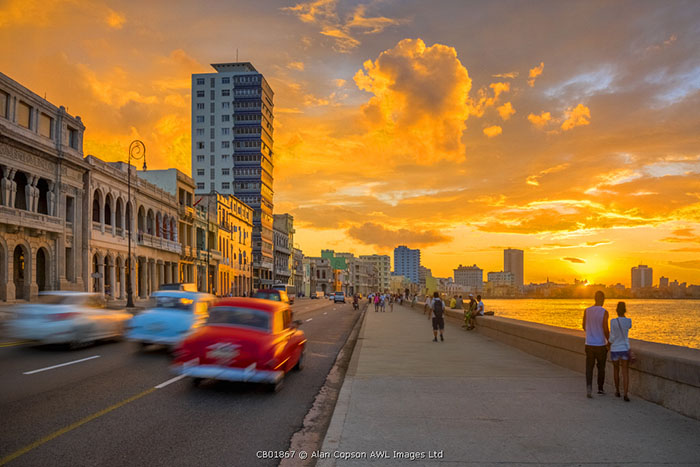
<box><xmin>583</xmin><ymin>291</ymin><xmax>633</xmax><ymax>401</ymax></box>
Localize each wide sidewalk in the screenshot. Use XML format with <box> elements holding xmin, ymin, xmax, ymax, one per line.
<box><xmin>318</xmin><ymin>302</ymin><xmax>700</xmax><ymax>466</ymax></box>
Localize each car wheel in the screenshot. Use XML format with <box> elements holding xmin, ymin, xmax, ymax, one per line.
<box><xmin>267</xmin><ymin>375</ymin><xmax>284</xmax><ymax>393</ymax></box>
<box><xmin>191</xmin><ymin>377</ymin><xmax>203</xmax><ymax>387</ymax></box>
<box><xmin>293</xmin><ymin>349</ymin><xmax>305</xmax><ymax>371</ymax></box>
<box><xmin>69</xmin><ymin>327</ymin><xmax>94</xmax><ymax>350</ymax></box>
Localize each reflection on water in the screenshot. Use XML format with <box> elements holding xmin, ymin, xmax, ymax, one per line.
<box><xmin>485</xmin><ymin>299</ymin><xmax>700</xmax><ymax>350</ymax></box>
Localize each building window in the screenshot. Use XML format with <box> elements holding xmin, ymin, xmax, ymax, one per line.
<box><xmin>222</xmin><ymin>182</ymin><xmax>230</xmax><ymax>190</ymax></box>
<box><xmin>196</xmin><ymin>78</ymin><xmax>205</xmax><ymax>85</ymax></box>
<box><xmin>65</xmin><ymin>196</ymin><xmax>74</xmax><ymax>223</ymax></box>
<box><xmin>210</xmin><ymin>182</ymin><xmax>215</xmax><ymax>191</ymax></box>
<box><xmin>196</xmin><ymin>155</ymin><xmax>205</xmax><ymax>162</ymax></box>
<box><xmin>196</xmin><ymin>116</ymin><xmax>204</xmax><ymax>123</ymax></box>
<box><xmin>221</xmin><ymin>114</ymin><xmax>230</xmax><ymax>122</ymax></box>
<box><xmin>68</xmin><ymin>127</ymin><xmax>78</xmax><ymax>149</ymax></box>
<box><xmin>196</xmin><ymin>90</ymin><xmax>205</xmax><ymax>97</ymax></box>
<box><xmin>197</xmin><ymin>142</ymin><xmax>205</xmax><ymax>149</ymax></box>
<box><xmin>196</xmin><ymin>103</ymin><xmax>204</xmax><ymax>110</ymax></box>
<box><xmin>39</xmin><ymin>113</ymin><xmax>53</xmax><ymax>139</ymax></box>
<box><xmin>197</xmin><ymin>182</ymin><xmax>205</xmax><ymax>190</ymax></box>
<box><xmin>222</xmin><ymin>168</ymin><xmax>230</xmax><ymax>175</ymax></box>
<box><xmin>222</xmin><ymin>102</ymin><xmax>230</xmax><ymax>109</ymax></box>
<box><xmin>197</xmin><ymin>169</ymin><xmax>204</xmax><ymax>176</ymax></box>
<box><xmin>221</xmin><ymin>89</ymin><xmax>230</xmax><ymax>97</ymax></box>
<box><xmin>221</xmin><ymin>141</ymin><xmax>230</xmax><ymax>148</ymax></box>
<box><xmin>221</xmin><ymin>128</ymin><xmax>229</xmax><ymax>135</ymax></box>
<box><xmin>222</xmin><ymin>77</ymin><xmax>230</xmax><ymax>84</ymax></box>
<box><xmin>221</xmin><ymin>154</ymin><xmax>229</xmax><ymax>160</ymax></box>
<box><xmin>196</xmin><ymin>128</ymin><xmax>204</xmax><ymax>136</ymax></box>
<box><xmin>17</xmin><ymin>101</ymin><xmax>31</xmax><ymax>129</ymax></box>
<box><xmin>210</xmin><ymin>168</ymin><xmax>215</xmax><ymax>179</ymax></box>
<box><xmin>0</xmin><ymin>90</ymin><xmax>8</xmax><ymax>119</ymax></box>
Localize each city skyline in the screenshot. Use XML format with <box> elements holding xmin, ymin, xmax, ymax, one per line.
<box><xmin>2</xmin><ymin>0</ymin><xmax>699</xmax><ymax>285</ymax></box>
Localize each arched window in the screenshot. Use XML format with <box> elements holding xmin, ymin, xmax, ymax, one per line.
<box><xmin>104</xmin><ymin>194</ymin><xmax>113</xmax><ymax>226</ymax></box>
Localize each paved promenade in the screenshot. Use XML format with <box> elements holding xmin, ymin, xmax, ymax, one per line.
<box><xmin>318</xmin><ymin>302</ymin><xmax>700</xmax><ymax>466</ymax></box>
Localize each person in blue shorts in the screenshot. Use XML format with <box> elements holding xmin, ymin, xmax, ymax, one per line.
<box><xmin>609</xmin><ymin>302</ymin><xmax>632</xmax><ymax>401</ymax></box>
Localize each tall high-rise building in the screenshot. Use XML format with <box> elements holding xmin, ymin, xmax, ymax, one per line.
<box><xmin>360</xmin><ymin>254</ymin><xmax>391</xmax><ymax>292</ymax></box>
<box><xmin>504</xmin><ymin>248</ymin><xmax>524</xmax><ymax>289</ymax></box>
<box><xmin>393</xmin><ymin>246</ymin><xmax>420</xmax><ymax>284</ymax></box>
<box><xmin>192</xmin><ymin>63</ymin><xmax>275</xmax><ymax>288</ymax></box>
<box><xmin>631</xmin><ymin>265</ymin><xmax>653</xmax><ymax>289</ymax></box>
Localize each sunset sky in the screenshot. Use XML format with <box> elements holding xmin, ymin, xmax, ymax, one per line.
<box><xmin>2</xmin><ymin>0</ymin><xmax>699</xmax><ymax>286</ymax></box>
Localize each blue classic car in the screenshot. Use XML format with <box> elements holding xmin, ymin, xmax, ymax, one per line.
<box><xmin>126</xmin><ymin>291</ymin><xmax>216</xmax><ymax>350</ymax></box>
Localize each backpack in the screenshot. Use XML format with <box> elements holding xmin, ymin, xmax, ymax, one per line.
<box><xmin>433</xmin><ymin>299</ymin><xmax>444</xmax><ymax>318</ymax></box>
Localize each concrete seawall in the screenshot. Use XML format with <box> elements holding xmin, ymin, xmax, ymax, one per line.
<box><xmin>441</xmin><ymin>308</ymin><xmax>700</xmax><ymax>420</ymax></box>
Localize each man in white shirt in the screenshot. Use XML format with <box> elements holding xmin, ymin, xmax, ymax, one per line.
<box><xmin>582</xmin><ymin>290</ymin><xmax>610</xmax><ymax>398</ymax></box>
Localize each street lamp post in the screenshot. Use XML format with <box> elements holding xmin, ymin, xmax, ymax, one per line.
<box><xmin>126</xmin><ymin>140</ymin><xmax>146</xmax><ymax>308</ymax></box>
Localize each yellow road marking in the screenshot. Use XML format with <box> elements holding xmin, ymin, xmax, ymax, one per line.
<box><xmin>0</xmin><ymin>341</ymin><xmax>30</xmax><ymax>348</ymax></box>
<box><xmin>0</xmin><ymin>387</ymin><xmax>156</xmax><ymax>466</ymax></box>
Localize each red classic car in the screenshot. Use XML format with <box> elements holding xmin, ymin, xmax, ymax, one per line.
<box><xmin>171</xmin><ymin>298</ymin><xmax>306</xmax><ymax>392</ymax></box>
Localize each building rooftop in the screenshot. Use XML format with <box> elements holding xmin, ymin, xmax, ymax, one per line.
<box><xmin>210</xmin><ymin>62</ymin><xmax>258</xmax><ymax>73</ymax></box>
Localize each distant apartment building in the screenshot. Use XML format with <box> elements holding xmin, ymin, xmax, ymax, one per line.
<box><xmin>631</xmin><ymin>265</ymin><xmax>653</xmax><ymax>289</ymax></box>
<box><xmin>393</xmin><ymin>246</ymin><xmax>420</xmax><ymax>284</ymax></box>
<box><xmin>454</xmin><ymin>264</ymin><xmax>483</xmax><ymax>293</ymax></box>
<box><xmin>360</xmin><ymin>254</ymin><xmax>391</xmax><ymax>292</ymax></box>
<box><xmin>659</xmin><ymin>276</ymin><xmax>669</xmax><ymax>288</ymax></box>
<box><xmin>192</xmin><ymin>62</ymin><xmax>275</xmax><ymax>289</ymax></box>
<box><xmin>504</xmin><ymin>248</ymin><xmax>524</xmax><ymax>289</ymax></box>
<box><xmin>272</xmin><ymin>213</ymin><xmax>294</xmax><ymax>285</ymax></box>
<box><xmin>487</xmin><ymin>271</ymin><xmax>514</xmax><ymax>286</ymax></box>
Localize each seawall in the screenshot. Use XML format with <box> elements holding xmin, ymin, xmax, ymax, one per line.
<box><xmin>441</xmin><ymin>307</ymin><xmax>700</xmax><ymax>420</ymax></box>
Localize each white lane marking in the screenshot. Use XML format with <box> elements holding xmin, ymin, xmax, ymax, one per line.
<box><xmin>306</xmin><ymin>318</ymin><xmax>313</xmax><ymax>322</ymax></box>
<box><xmin>23</xmin><ymin>355</ymin><xmax>101</xmax><ymax>375</ymax></box>
<box><xmin>323</xmin><ymin>312</ymin><xmax>327</xmax><ymax>315</ymax></box>
<box><xmin>154</xmin><ymin>374</ymin><xmax>186</xmax><ymax>389</ymax></box>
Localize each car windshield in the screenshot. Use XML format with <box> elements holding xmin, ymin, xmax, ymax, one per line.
<box><xmin>154</xmin><ymin>296</ymin><xmax>194</xmax><ymax>311</ymax></box>
<box><xmin>206</xmin><ymin>306</ymin><xmax>270</xmax><ymax>331</ymax></box>
<box><xmin>253</xmin><ymin>292</ymin><xmax>281</xmax><ymax>301</ymax></box>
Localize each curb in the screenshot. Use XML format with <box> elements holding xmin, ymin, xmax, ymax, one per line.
<box><xmin>280</xmin><ymin>303</ymin><xmax>368</xmax><ymax>467</ymax></box>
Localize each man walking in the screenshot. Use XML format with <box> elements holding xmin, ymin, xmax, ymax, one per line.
<box><xmin>428</xmin><ymin>292</ymin><xmax>445</xmax><ymax>342</ymax></box>
<box><xmin>583</xmin><ymin>290</ymin><xmax>610</xmax><ymax>398</ymax></box>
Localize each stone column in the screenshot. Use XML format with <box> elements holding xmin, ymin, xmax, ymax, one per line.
<box><xmin>9</xmin><ymin>169</ymin><xmax>17</xmax><ymax>208</ymax></box>
<box><xmin>149</xmin><ymin>260</ymin><xmax>156</xmax><ymax>296</ymax></box>
<box><xmin>172</xmin><ymin>263</ymin><xmax>178</xmax><ymax>284</ymax></box>
<box><xmin>48</xmin><ymin>181</ymin><xmax>56</xmax><ymax>217</ymax></box>
<box><xmin>119</xmin><ymin>262</ymin><xmax>126</xmax><ymax>299</ymax></box>
<box><xmin>26</xmin><ymin>175</ymin><xmax>36</xmax><ymax>212</ymax></box>
<box><xmin>139</xmin><ymin>259</ymin><xmax>147</xmax><ymax>298</ymax></box>
<box><xmin>158</xmin><ymin>261</ymin><xmax>164</xmax><ymax>288</ymax></box>
<box><xmin>98</xmin><ymin>260</ymin><xmax>105</xmax><ymax>296</ymax></box>
<box><xmin>109</xmin><ymin>262</ymin><xmax>116</xmax><ymax>298</ymax></box>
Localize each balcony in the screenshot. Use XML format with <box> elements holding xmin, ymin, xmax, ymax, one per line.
<box><xmin>137</xmin><ymin>232</ymin><xmax>182</xmax><ymax>254</ymax></box>
<box><xmin>178</xmin><ymin>204</ymin><xmax>194</xmax><ymax>220</ymax></box>
<box><xmin>0</xmin><ymin>206</ymin><xmax>64</xmax><ymax>234</ymax></box>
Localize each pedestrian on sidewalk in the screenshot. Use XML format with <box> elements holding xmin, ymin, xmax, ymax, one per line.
<box><xmin>374</xmin><ymin>294</ymin><xmax>380</xmax><ymax>312</ymax></box>
<box><xmin>389</xmin><ymin>295</ymin><xmax>394</xmax><ymax>312</ymax></box>
<box><xmin>380</xmin><ymin>294</ymin><xmax>387</xmax><ymax>312</ymax></box>
<box><xmin>428</xmin><ymin>291</ymin><xmax>446</xmax><ymax>342</ymax></box>
<box><xmin>412</xmin><ymin>294</ymin><xmax>417</xmax><ymax>308</ymax></box>
<box><xmin>476</xmin><ymin>295</ymin><xmax>485</xmax><ymax>317</ymax></box>
<box><xmin>465</xmin><ymin>295</ymin><xmax>477</xmax><ymax>330</ymax></box>
<box><xmin>610</xmin><ymin>301</ymin><xmax>632</xmax><ymax>402</ymax></box>
<box><xmin>455</xmin><ymin>295</ymin><xmax>464</xmax><ymax>310</ymax></box>
<box><xmin>583</xmin><ymin>290</ymin><xmax>610</xmax><ymax>398</ymax></box>
<box><xmin>424</xmin><ymin>294</ymin><xmax>433</xmax><ymax>315</ymax></box>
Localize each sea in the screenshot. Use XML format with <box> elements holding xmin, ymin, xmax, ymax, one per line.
<box><xmin>484</xmin><ymin>299</ymin><xmax>700</xmax><ymax>350</ymax></box>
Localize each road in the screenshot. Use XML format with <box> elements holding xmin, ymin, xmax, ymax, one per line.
<box><xmin>0</xmin><ymin>298</ymin><xmax>361</xmax><ymax>467</ymax></box>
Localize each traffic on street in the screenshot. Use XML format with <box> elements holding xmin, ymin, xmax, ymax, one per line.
<box><xmin>0</xmin><ymin>297</ymin><xmax>361</xmax><ymax>466</ymax></box>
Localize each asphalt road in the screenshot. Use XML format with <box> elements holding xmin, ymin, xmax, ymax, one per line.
<box><xmin>0</xmin><ymin>298</ymin><xmax>361</xmax><ymax>467</ymax></box>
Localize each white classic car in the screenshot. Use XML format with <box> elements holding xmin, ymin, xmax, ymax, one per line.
<box><xmin>7</xmin><ymin>292</ymin><xmax>132</xmax><ymax>348</ymax></box>
<box><xmin>126</xmin><ymin>291</ymin><xmax>216</xmax><ymax>350</ymax></box>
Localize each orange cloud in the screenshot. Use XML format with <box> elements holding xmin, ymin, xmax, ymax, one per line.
<box><xmin>493</xmin><ymin>71</ymin><xmax>519</xmax><ymax>79</ymax></box>
<box><xmin>287</xmin><ymin>61</ymin><xmax>305</xmax><ymax>71</ymax></box>
<box><xmin>526</xmin><ymin>163</ymin><xmax>570</xmax><ymax>186</ymax></box>
<box><xmin>467</xmin><ymin>82</ymin><xmax>509</xmax><ymax>117</ymax></box>
<box><xmin>348</xmin><ymin>222</ymin><xmax>451</xmax><ymax>248</ymax></box>
<box><xmin>106</xmin><ymin>9</ymin><xmax>125</xmax><ymax>29</ymax></box>
<box><xmin>563</xmin><ymin>257</ymin><xmax>586</xmax><ymax>263</ymax></box>
<box><xmin>527</xmin><ymin>111</ymin><xmax>552</xmax><ymax>128</ymax></box>
<box><xmin>354</xmin><ymin>38</ymin><xmax>472</xmax><ymax>163</ymax></box>
<box><xmin>497</xmin><ymin>101</ymin><xmax>515</xmax><ymax>120</ymax></box>
<box><xmin>561</xmin><ymin>103</ymin><xmax>591</xmax><ymax>131</ymax></box>
<box><xmin>483</xmin><ymin>125</ymin><xmax>502</xmax><ymax>138</ymax></box>
<box><xmin>528</xmin><ymin>62</ymin><xmax>544</xmax><ymax>87</ymax></box>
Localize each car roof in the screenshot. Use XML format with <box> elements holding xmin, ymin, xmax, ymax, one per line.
<box><xmin>38</xmin><ymin>291</ymin><xmax>101</xmax><ymax>297</ymax></box>
<box><xmin>255</xmin><ymin>289</ymin><xmax>284</xmax><ymax>294</ymax></box>
<box><xmin>213</xmin><ymin>297</ymin><xmax>288</xmax><ymax>314</ymax></box>
<box><xmin>151</xmin><ymin>291</ymin><xmax>214</xmax><ymax>300</ymax></box>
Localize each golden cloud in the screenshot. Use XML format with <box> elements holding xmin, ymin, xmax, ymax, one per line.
<box><xmin>493</xmin><ymin>71</ymin><xmax>519</xmax><ymax>79</ymax></box>
<box><xmin>528</xmin><ymin>62</ymin><xmax>544</xmax><ymax>87</ymax></box>
<box><xmin>106</xmin><ymin>9</ymin><xmax>125</xmax><ymax>29</ymax></box>
<box><xmin>668</xmin><ymin>260</ymin><xmax>700</xmax><ymax>270</ymax></box>
<box><xmin>497</xmin><ymin>101</ymin><xmax>515</xmax><ymax>120</ymax></box>
<box><xmin>527</xmin><ymin>111</ymin><xmax>552</xmax><ymax>128</ymax></box>
<box><xmin>347</xmin><ymin>222</ymin><xmax>451</xmax><ymax>248</ymax></box>
<box><xmin>526</xmin><ymin>163</ymin><xmax>570</xmax><ymax>186</ymax></box>
<box><xmin>563</xmin><ymin>257</ymin><xmax>586</xmax><ymax>264</ymax></box>
<box><xmin>561</xmin><ymin>103</ymin><xmax>591</xmax><ymax>131</ymax></box>
<box><xmin>483</xmin><ymin>125</ymin><xmax>502</xmax><ymax>138</ymax></box>
<box><xmin>354</xmin><ymin>38</ymin><xmax>472</xmax><ymax>163</ymax></box>
<box><xmin>467</xmin><ymin>82</ymin><xmax>510</xmax><ymax>117</ymax></box>
<box><xmin>287</xmin><ymin>61</ymin><xmax>305</xmax><ymax>71</ymax></box>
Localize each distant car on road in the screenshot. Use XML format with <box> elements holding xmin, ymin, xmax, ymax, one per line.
<box><xmin>126</xmin><ymin>291</ymin><xmax>215</xmax><ymax>350</ymax></box>
<box><xmin>328</xmin><ymin>293</ymin><xmax>335</xmax><ymax>300</ymax></box>
<box><xmin>171</xmin><ymin>297</ymin><xmax>306</xmax><ymax>392</ymax></box>
<box><xmin>253</xmin><ymin>289</ymin><xmax>290</xmax><ymax>304</ymax></box>
<box><xmin>271</xmin><ymin>284</ymin><xmax>294</xmax><ymax>304</ymax></box>
<box><xmin>310</xmin><ymin>291</ymin><xmax>323</xmax><ymax>299</ymax></box>
<box><xmin>334</xmin><ymin>291</ymin><xmax>346</xmax><ymax>303</ymax></box>
<box><xmin>159</xmin><ymin>283</ymin><xmax>198</xmax><ymax>292</ymax></box>
<box><xmin>7</xmin><ymin>292</ymin><xmax>131</xmax><ymax>349</ymax></box>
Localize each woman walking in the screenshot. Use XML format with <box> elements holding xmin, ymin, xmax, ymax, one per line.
<box><xmin>609</xmin><ymin>302</ymin><xmax>633</xmax><ymax>401</ymax></box>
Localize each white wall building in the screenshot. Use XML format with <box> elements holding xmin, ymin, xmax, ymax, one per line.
<box><xmin>454</xmin><ymin>264</ymin><xmax>483</xmax><ymax>293</ymax></box>
<box><xmin>360</xmin><ymin>254</ymin><xmax>391</xmax><ymax>292</ymax></box>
